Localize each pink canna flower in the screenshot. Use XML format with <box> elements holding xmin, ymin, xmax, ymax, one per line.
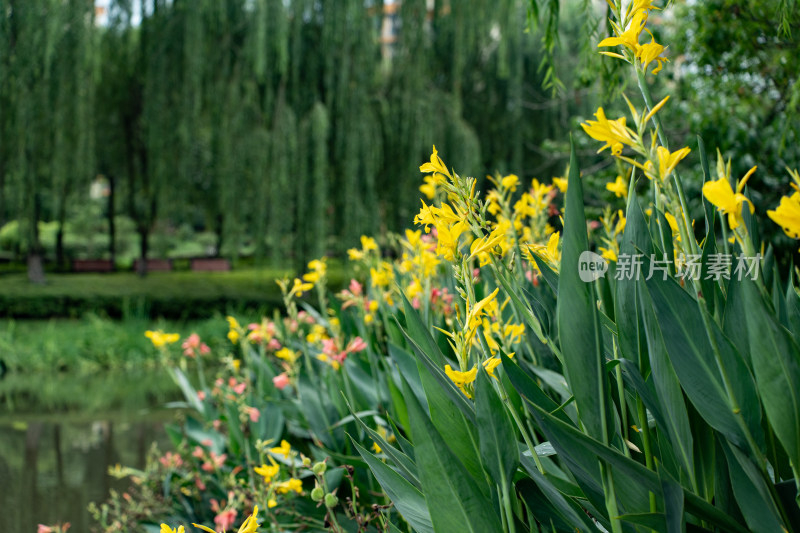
<box><xmin>159</xmin><ymin>451</ymin><xmax>183</xmax><ymax>469</ymax></box>
<box><xmin>346</xmin><ymin>337</ymin><xmax>367</xmax><ymax>353</ymax></box>
<box><xmin>273</xmin><ymin>372</ymin><xmax>290</xmax><ymax>390</ymax></box>
<box><xmin>182</xmin><ymin>333</ymin><xmax>203</xmax><ymax>357</ymax></box>
<box><xmin>199</xmin><ymin>343</ymin><xmax>211</xmax><ymax>354</ymax></box>
<box><xmin>322</xmin><ymin>338</ymin><xmax>338</xmax><ymax>356</ymax></box>
<box><xmin>349</xmin><ymin>279</ymin><xmax>363</xmax><ymax>296</ymax></box>
<box><xmin>183</xmin><ymin>333</ymin><xmax>200</xmax><ymax>349</ymax></box>
<box><xmin>215</xmin><ymin>509</ymin><xmax>237</xmax><ymax>532</ymax></box>
<box><xmin>246</xmin><ymin>406</ymin><xmax>260</xmax><ymax>422</ymax></box>
<box><xmin>267</xmin><ymin>338</ymin><xmax>281</xmax><ymax>350</ymax></box>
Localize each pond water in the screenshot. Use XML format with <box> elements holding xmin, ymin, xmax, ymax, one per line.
<box><xmin>0</xmin><ymin>370</ymin><xmax>183</xmax><ymax>531</ymax></box>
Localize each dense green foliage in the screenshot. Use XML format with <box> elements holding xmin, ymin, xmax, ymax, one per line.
<box><xmin>670</xmin><ymin>0</ymin><xmax>800</xmax><ymax>256</ymax></box>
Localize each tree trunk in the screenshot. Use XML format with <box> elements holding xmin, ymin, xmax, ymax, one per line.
<box><xmin>137</xmin><ymin>227</ymin><xmax>149</xmax><ymax>277</ymax></box>
<box><xmin>108</xmin><ymin>174</ymin><xmax>116</xmax><ymax>268</ymax></box>
<box><xmin>26</xmin><ymin>191</ymin><xmax>46</xmax><ymax>284</ymax></box>
<box><xmin>27</xmin><ymin>253</ymin><xmax>46</xmax><ymax>284</ymax></box>
<box><xmin>55</xmin><ymin>226</ymin><xmax>64</xmax><ymax>270</ymax></box>
<box><xmin>214</xmin><ymin>212</ymin><xmax>224</xmax><ymax>257</ymax></box>
<box><xmin>55</xmin><ymin>196</ymin><xmax>66</xmax><ymax>270</ymax></box>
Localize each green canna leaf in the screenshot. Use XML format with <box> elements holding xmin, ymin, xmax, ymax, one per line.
<box><xmin>741</xmin><ymin>277</ymin><xmax>800</xmax><ymax>473</ymax></box>
<box><xmin>402</xmin><ymin>378</ymin><xmax>503</xmax><ymax>533</ymax></box>
<box><xmin>722</xmin><ymin>441</ymin><xmax>787</xmax><ymax>533</ymax></box>
<box><xmin>557</xmin><ymin>137</ymin><xmax>611</xmax><ymax>442</ymax></box>
<box><xmin>475</xmin><ymin>367</ymin><xmax>519</xmax><ymax>484</ymax></box>
<box><xmin>644</xmin><ymin>272</ymin><xmax>762</xmax><ymax>456</ymax></box>
<box><xmin>531</xmin><ymin>404</ymin><xmax>751</xmax><ymax>533</ymax></box>
<box><xmin>353</xmin><ymin>440</ymin><xmax>434</xmax><ymax>533</ymax></box>
<box><xmin>344</xmin><ymin>397</ymin><xmax>421</xmax><ymax>488</ymax></box>
<box><xmin>614</xmin><ymin>190</ymin><xmax>652</xmax><ymax>369</ymax></box>
<box><xmin>400</xmin><ymin>291</ymin><xmax>446</xmax><ymax>366</ymax></box>
<box><xmin>639</xmin><ymin>284</ymin><xmax>696</xmax><ymax>485</ymax></box>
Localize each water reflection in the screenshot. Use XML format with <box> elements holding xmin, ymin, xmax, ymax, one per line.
<box><xmin>0</xmin><ymin>370</ymin><xmax>183</xmax><ymax>531</ymax></box>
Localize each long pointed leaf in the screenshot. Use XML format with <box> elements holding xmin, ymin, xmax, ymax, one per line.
<box><xmin>557</xmin><ymin>138</ymin><xmax>611</xmax><ymax>442</ymax></box>
<box><xmin>402</xmin><ymin>378</ymin><xmax>503</xmax><ymax>533</ymax></box>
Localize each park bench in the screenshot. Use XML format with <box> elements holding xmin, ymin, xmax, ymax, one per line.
<box><xmin>190</xmin><ymin>258</ymin><xmax>231</xmax><ymax>271</ymax></box>
<box><xmin>73</xmin><ymin>259</ymin><xmax>114</xmax><ymax>272</ymax></box>
<box><xmin>133</xmin><ymin>258</ymin><xmax>173</xmax><ymax>272</ymax></box>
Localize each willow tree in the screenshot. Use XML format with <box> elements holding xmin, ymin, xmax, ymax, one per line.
<box><xmin>0</xmin><ymin>0</ymin><xmax>95</xmax><ymax>282</ymax></box>
<box><xmin>2</xmin><ymin>0</ymin><xmax>598</xmax><ymax>276</ymax></box>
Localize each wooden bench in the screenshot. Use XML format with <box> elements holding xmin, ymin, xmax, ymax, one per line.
<box><xmin>133</xmin><ymin>258</ymin><xmax>173</xmax><ymax>272</ymax></box>
<box><xmin>190</xmin><ymin>258</ymin><xmax>231</xmax><ymax>271</ymax></box>
<box><xmin>73</xmin><ymin>259</ymin><xmax>114</xmax><ymax>272</ymax></box>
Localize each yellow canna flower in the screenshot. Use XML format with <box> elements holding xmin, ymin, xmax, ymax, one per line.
<box><xmin>599</xmin><ymin>247</ymin><xmax>618</xmax><ymax>262</ymax></box>
<box><xmin>302</xmin><ymin>258</ymin><xmax>327</xmax><ymax>283</ymax></box>
<box><xmin>414</xmin><ymin>200</ymin><xmax>438</xmax><ymax>231</ymax></box>
<box><xmin>237</xmin><ymin>506</ymin><xmax>260</xmax><ymax>533</ymax></box>
<box><xmin>347</xmin><ymin>248</ymin><xmax>364</xmax><ymax>261</ymax></box>
<box><xmin>434</xmin><ymin>219</ymin><xmax>468</xmax><ymax>261</ymax></box>
<box><xmin>482</xmin><ymin>356</ymin><xmax>502</xmax><ymax>377</ymax></box>
<box><xmin>552</xmin><ymin>176</ymin><xmax>568</xmax><ymax>193</ymax></box>
<box><xmin>659</xmin><ymin>211</ymin><xmax>680</xmax><ymax>244</ymax></box>
<box><xmin>275</xmin><ymin>478</ymin><xmax>303</xmax><ymax>494</ymax></box>
<box><xmin>702</xmin><ymin>166</ymin><xmax>756</xmax><ymax>230</ymax></box>
<box><xmin>500</xmin><ymin>174</ymin><xmax>519</xmax><ymax>191</ymax></box>
<box><xmin>464</xmin><ymin>288</ymin><xmax>500</xmax><ymax>339</ymax></box>
<box><xmin>628</xmin><ymin>0</ymin><xmax>659</xmax><ymax>15</ymax></box>
<box><xmin>606</xmin><ymin>175</ymin><xmax>628</xmax><ymax>198</ymax></box>
<box><xmin>580</xmin><ymin>108</ymin><xmax>638</xmax><ymax>156</ymax></box>
<box><xmin>652</xmin><ymin>146</ymin><xmax>691</xmax><ymax>182</ymax></box>
<box><xmin>444</xmin><ymin>364</ymin><xmax>478</xmax><ymax>398</ymax></box>
<box><xmin>254</xmin><ymin>458</ymin><xmax>280</xmax><ymax>483</ymax></box>
<box><xmin>502</xmin><ymin>323</ymin><xmax>525</xmax><ymax>345</ymax></box>
<box><xmin>768</xmin><ymin>191</ymin><xmax>800</xmax><ymax>239</ymax></box>
<box><xmin>145</xmin><ymin>330</ymin><xmax>180</xmax><ymax>348</ymax></box>
<box><xmin>267</xmin><ymin>498</ymin><xmax>277</xmax><ymax>508</ymax></box>
<box><xmin>598</xmin><ymin>10</ymin><xmax>648</xmax><ymax>53</ymax></box>
<box><xmin>419</xmin><ymin>145</ymin><xmax>452</xmax><ymax>180</ymax></box>
<box><xmin>419</xmin><ymin>175</ymin><xmax>439</xmax><ymax>199</ymax></box>
<box><xmin>637</xmin><ymin>35</ymin><xmax>667</xmax><ymax>74</ymax></box>
<box><xmin>525</xmin><ymin>232</ymin><xmax>561</xmax><ymax>271</ymax></box>
<box><xmin>370</xmin><ymin>262</ymin><xmax>394</xmax><ymax>288</ymax></box>
<box><xmin>289</xmin><ymin>278</ymin><xmax>314</xmax><ymax>298</ymax></box>
<box><xmin>317</xmin><ymin>353</ymin><xmax>341</xmax><ymax>370</ymax></box>
<box><xmin>161</xmin><ymin>525</ymin><xmax>185</xmax><ymax>533</ymax></box>
<box><xmin>360</xmin><ymin>235</ymin><xmax>378</xmax><ymax>252</ymax></box>
<box><xmin>469</xmin><ymin>226</ymin><xmax>506</xmax><ymax>260</ymax></box>
<box><xmin>270</xmin><ymin>439</ymin><xmax>292</xmax><ymax>459</ymax></box>
<box><xmin>275</xmin><ymin>347</ymin><xmax>299</xmax><ymax>363</ymax></box>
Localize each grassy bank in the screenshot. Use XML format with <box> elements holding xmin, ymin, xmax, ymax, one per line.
<box><xmin>0</xmin><ymin>266</ymin><xmax>344</xmax><ymax>319</ymax></box>
<box><xmin>0</xmin><ymin>315</ymin><xmax>232</xmax><ymax>373</ymax></box>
